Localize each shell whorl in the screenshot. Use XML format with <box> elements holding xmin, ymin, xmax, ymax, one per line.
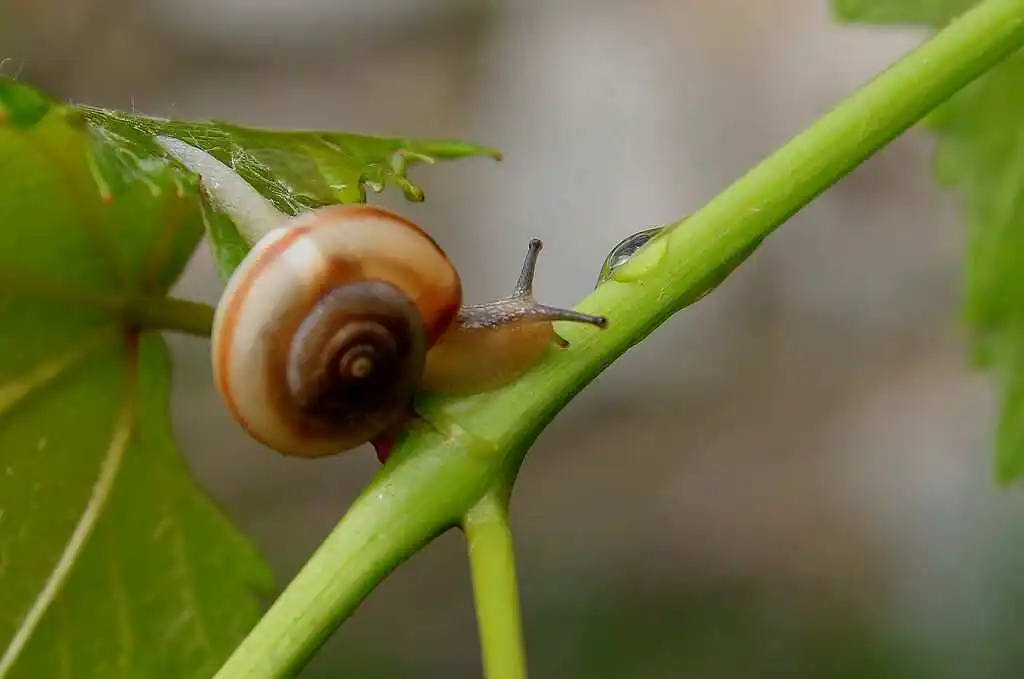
<box><xmin>212</xmin><ymin>204</ymin><xmax>461</xmax><ymax>457</ymax></box>
<box><xmin>282</xmin><ymin>280</ymin><xmax>426</xmax><ymax>444</ymax></box>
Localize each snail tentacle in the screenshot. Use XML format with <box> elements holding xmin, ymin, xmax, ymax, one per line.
<box><xmin>420</xmin><ymin>239</ymin><xmax>608</xmax><ymax>394</ymax></box>
<box><xmin>455</xmin><ymin>238</ymin><xmax>608</xmax><ymax>333</ymax></box>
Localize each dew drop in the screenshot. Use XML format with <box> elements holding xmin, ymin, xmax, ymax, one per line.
<box><xmin>596</xmin><ymin>227</ymin><xmax>666</xmax><ymax>286</ymax></box>
<box><xmin>611</xmin><ymin>233</ymin><xmax>669</xmax><ymax>283</ymax></box>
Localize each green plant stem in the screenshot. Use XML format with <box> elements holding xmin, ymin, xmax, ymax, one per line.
<box><xmin>213</xmin><ymin>2</ymin><xmax>1024</xmax><ymax>678</ymax></box>
<box><xmin>125</xmin><ymin>295</ymin><xmax>214</xmax><ymax>337</ymax></box>
<box><xmin>463</xmin><ymin>493</ymin><xmax>527</xmax><ymax>679</ymax></box>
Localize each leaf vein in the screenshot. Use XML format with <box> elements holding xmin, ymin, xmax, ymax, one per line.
<box><xmin>0</xmin><ymin>327</ymin><xmax>117</xmax><ymax>418</ymax></box>
<box><xmin>0</xmin><ymin>344</ymin><xmax>136</xmax><ymax>678</ymax></box>
<box><xmin>105</xmin><ymin>529</ymin><xmax>134</xmax><ymax>673</ymax></box>
<box><xmin>168</xmin><ymin>502</ymin><xmax>212</xmax><ymax>658</ymax></box>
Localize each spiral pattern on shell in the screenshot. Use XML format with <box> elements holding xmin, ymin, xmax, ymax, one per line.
<box><xmin>212</xmin><ymin>204</ymin><xmax>461</xmax><ymax>457</ymax></box>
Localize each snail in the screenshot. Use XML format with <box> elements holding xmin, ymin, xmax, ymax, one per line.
<box><xmin>156</xmin><ymin>136</ymin><xmax>608</xmax><ymax>458</ymax></box>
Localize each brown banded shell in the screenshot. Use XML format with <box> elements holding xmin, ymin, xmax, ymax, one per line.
<box><xmin>211</xmin><ymin>204</ymin><xmax>461</xmax><ymax>458</ymax></box>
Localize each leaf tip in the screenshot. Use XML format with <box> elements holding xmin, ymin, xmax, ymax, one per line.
<box><xmin>396</xmin><ymin>178</ymin><xmax>426</xmax><ymax>202</ymax></box>
<box><xmin>411</xmin><ymin>139</ymin><xmax>504</xmax><ymax>163</ymax></box>
<box><xmin>0</xmin><ymin>76</ymin><xmax>53</xmax><ymax>129</ymax></box>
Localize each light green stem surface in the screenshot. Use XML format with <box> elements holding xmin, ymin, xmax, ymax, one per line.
<box><xmin>213</xmin><ymin>1</ymin><xmax>1024</xmax><ymax>677</ymax></box>
<box><xmin>463</xmin><ymin>493</ymin><xmax>527</xmax><ymax>679</ymax></box>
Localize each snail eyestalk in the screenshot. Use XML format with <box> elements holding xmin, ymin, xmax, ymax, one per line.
<box><xmin>458</xmin><ymin>239</ymin><xmax>609</xmax><ymax>332</ymax></box>
<box><xmin>420</xmin><ymin>238</ymin><xmax>608</xmax><ymax>393</ymax></box>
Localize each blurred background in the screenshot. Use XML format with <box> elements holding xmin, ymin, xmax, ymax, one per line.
<box><xmin>4</xmin><ymin>0</ymin><xmax>1024</xmax><ymax>677</ymax></box>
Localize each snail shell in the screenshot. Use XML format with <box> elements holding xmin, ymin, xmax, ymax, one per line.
<box><xmin>212</xmin><ymin>204</ymin><xmax>461</xmax><ymax>457</ymax></box>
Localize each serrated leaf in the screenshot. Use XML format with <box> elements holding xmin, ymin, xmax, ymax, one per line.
<box><xmin>77</xmin><ymin>105</ymin><xmax>502</xmax><ymax>281</ymax></box>
<box><xmin>0</xmin><ymin>78</ymin><xmax>272</xmax><ymax>678</ymax></box>
<box><xmin>831</xmin><ymin>1</ymin><xmax>1024</xmax><ymax>481</ymax></box>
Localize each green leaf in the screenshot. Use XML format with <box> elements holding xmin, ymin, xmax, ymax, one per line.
<box><xmin>931</xmin><ymin>53</ymin><xmax>1024</xmax><ymax>482</ymax></box>
<box><xmin>77</xmin><ymin>105</ymin><xmax>502</xmax><ymax>280</ymax></box>
<box><xmin>833</xmin><ymin>0</ymin><xmax>976</xmax><ymax>24</ymax></box>
<box><xmin>831</xmin><ymin>0</ymin><xmax>1024</xmax><ymax>481</ymax></box>
<box><xmin>0</xmin><ymin>78</ymin><xmax>272</xmax><ymax>678</ymax></box>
